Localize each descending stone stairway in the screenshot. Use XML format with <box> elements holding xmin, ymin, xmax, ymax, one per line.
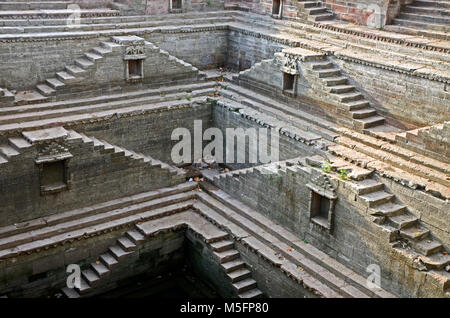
<box><xmin>390</xmin><ymin>0</ymin><xmax>450</xmax><ymax>34</ymax></box>
<box><xmin>62</xmin><ymin>212</ymin><xmax>263</xmax><ymax>298</ymax></box>
<box><xmin>328</xmin><ymin>127</ymin><xmax>450</xmax><ymax>199</ymax></box>
<box><xmin>302</xmin><ymin>57</ymin><xmax>385</xmax><ymax>131</ymax></box>
<box><xmin>0</xmin><ymin>134</ymin><xmax>32</xmax><ymax>165</ymax></box>
<box><xmin>297</xmin><ymin>0</ymin><xmax>334</xmax><ymax>22</ymax></box>
<box><xmin>76</xmin><ymin>132</ymin><xmax>185</xmax><ymax>180</ymax></box>
<box><xmin>12</xmin><ymin>38</ymin><xmax>203</xmax><ymax>105</ymax></box>
<box><xmin>196</xmin><ymin>176</ymin><xmax>395</xmax><ymax>298</ymax></box>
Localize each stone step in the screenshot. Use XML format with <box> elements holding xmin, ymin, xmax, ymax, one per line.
<box><xmin>359</xmin><ymin>191</ymin><xmax>394</xmax><ymax>207</ymax></box>
<box><xmin>91</xmin><ymin>262</ymin><xmax>109</xmax><ymax>278</ymax></box>
<box><xmin>344</xmin><ymin>100</ymin><xmax>370</xmax><ymax>111</ymax></box>
<box><xmin>413</xmin><ymin>239</ymin><xmax>443</xmax><ymax>256</ymax></box>
<box><xmin>82</xmin><ymin>269</ymin><xmax>100</xmax><ymax>287</ymax></box>
<box><xmin>109</xmin><ymin>244</ymin><xmax>132</xmax><ymax>260</ymax></box>
<box><xmin>84</xmin><ymin>52</ymin><xmax>103</xmax><ymax>63</ymax></box>
<box><xmin>222</xmin><ymin>259</ymin><xmax>246</xmax><ymax>273</ymax></box>
<box><xmin>420</xmin><ymin>252</ymin><xmax>450</xmax><ymax>270</ymax></box>
<box><xmin>400</xmin><ymin>225</ymin><xmax>430</xmax><ymax>241</ymax></box>
<box><xmin>56</xmin><ymin>71</ymin><xmax>77</xmax><ymax>84</ymax></box>
<box><xmin>74</xmin><ymin>278</ymin><xmax>91</xmax><ymax>295</ymax></box>
<box><xmin>351</xmin><ymin>108</ymin><xmax>377</xmax><ymax>119</ymax></box>
<box><xmin>328</xmin><ymin>84</ymin><xmax>355</xmax><ymax>94</ymax></box>
<box><xmin>414</xmin><ymin>0</ymin><xmax>450</xmax><ymax>8</ymax></box>
<box><xmin>392</xmin><ymin>18</ymin><xmax>450</xmax><ymax>32</ymax></box>
<box><xmin>117</xmin><ymin>236</ymin><xmax>137</xmax><ymax>252</ymax></box>
<box><xmin>36</xmin><ymin>84</ymin><xmax>55</xmax><ymax>96</ymax></box>
<box><xmin>306</xmin><ymin>7</ymin><xmax>327</xmax><ymax>15</ymax></box>
<box><xmin>233</xmin><ymin>278</ymin><xmax>258</xmax><ymax>293</ymax></box>
<box><xmin>301</xmin><ymin>1</ymin><xmax>322</xmax><ymax>9</ymax></box>
<box><xmin>238</xmin><ymin>288</ymin><xmax>264</xmax><ymax>298</ymax></box>
<box><xmin>45</xmin><ymin>78</ymin><xmax>65</xmax><ymax>90</ymax></box>
<box><xmin>0</xmin><ymin>2</ymin><xmax>71</xmax><ymax>11</ymax></box>
<box><xmin>398</xmin><ymin>12</ymin><xmax>450</xmax><ymax>25</ymax></box>
<box><xmin>210</xmin><ymin>239</ymin><xmax>234</xmax><ymax>252</ymax></box>
<box><xmin>61</xmin><ymin>287</ymin><xmax>80</xmax><ymax>298</ymax></box>
<box><xmin>75</xmin><ymin>58</ymin><xmax>95</xmax><ymax>70</ymax></box>
<box><xmin>388</xmin><ymin>214</ymin><xmax>418</xmax><ymax>229</ymax></box>
<box><xmin>404</xmin><ymin>5</ymin><xmax>450</xmax><ymax>16</ymax></box>
<box><xmin>371</xmin><ymin>202</ymin><xmax>407</xmax><ymax>217</ymax></box>
<box><xmin>323</xmin><ymin>76</ymin><xmax>348</xmax><ymax>86</ymax></box>
<box><xmin>355</xmin><ymin>116</ymin><xmax>385</xmax><ymax>129</ymax></box>
<box><xmin>0</xmin><ymin>144</ymin><xmax>20</xmax><ymax>159</ymax></box>
<box><xmin>227</xmin><ymin>267</ymin><xmax>252</xmax><ymax>283</ymax></box>
<box><xmin>126</xmin><ymin>230</ymin><xmax>146</xmax><ymax>244</ymax></box>
<box><xmin>213</xmin><ymin>249</ymin><xmax>240</xmax><ymax>263</ymax></box>
<box><xmin>338</xmin><ymin>92</ymin><xmax>364</xmax><ymax>103</ymax></box>
<box><xmin>309</xmin><ymin>61</ymin><xmax>334</xmax><ymax>69</ymax></box>
<box><xmin>65</xmin><ymin>65</ymin><xmax>86</xmax><ymax>76</ymax></box>
<box><xmin>92</xmin><ymin>46</ymin><xmax>112</xmax><ymax>56</ymax></box>
<box><xmin>308</xmin><ymin>12</ymin><xmax>334</xmax><ymax>22</ymax></box>
<box><xmin>354</xmin><ymin>179</ymin><xmax>384</xmax><ymax>195</ymax></box>
<box><xmin>100</xmin><ymin>252</ymin><xmax>119</xmax><ymax>269</ymax></box>
<box><xmin>316</xmin><ymin>68</ymin><xmax>341</xmax><ymax>78</ymax></box>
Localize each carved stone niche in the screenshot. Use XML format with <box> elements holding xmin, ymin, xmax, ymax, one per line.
<box><xmin>306</xmin><ymin>170</ymin><xmax>337</xmax><ymax>234</ymax></box>
<box><xmin>272</xmin><ymin>0</ymin><xmax>283</xmax><ymax>19</ymax></box>
<box><xmin>35</xmin><ymin>142</ymin><xmax>73</xmax><ymax>195</ymax></box>
<box><xmin>112</xmin><ymin>36</ymin><xmax>147</xmax><ymax>83</ymax></box>
<box><xmin>22</xmin><ymin>127</ymin><xmax>73</xmax><ymax>196</ymax></box>
<box><xmin>170</xmin><ymin>0</ymin><xmax>183</xmax><ymax>13</ymax></box>
<box><xmin>281</xmin><ymin>53</ymin><xmax>299</xmax><ymax>97</ymax></box>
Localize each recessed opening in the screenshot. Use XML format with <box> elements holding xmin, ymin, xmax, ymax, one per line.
<box><xmin>283</xmin><ymin>72</ymin><xmax>295</xmax><ymax>92</ymax></box>
<box><xmin>42</xmin><ymin>161</ymin><xmax>66</xmax><ymax>188</ymax></box>
<box><xmin>272</xmin><ymin>0</ymin><xmax>281</xmax><ymax>16</ymax></box>
<box><xmin>310</xmin><ymin>191</ymin><xmax>330</xmax><ymax>224</ymax></box>
<box><xmin>128</xmin><ymin>59</ymin><xmax>143</xmax><ymax>79</ymax></box>
<box><xmin>172</xmin><ymin>0</ymin><xmax>182</xmax><ymax>9</ymax></box>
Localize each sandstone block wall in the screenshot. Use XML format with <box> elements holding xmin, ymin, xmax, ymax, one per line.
<box><xmin>0</xmin><ymin>132</ymin><xmax>182</xmax><ymax>227</ymax></box>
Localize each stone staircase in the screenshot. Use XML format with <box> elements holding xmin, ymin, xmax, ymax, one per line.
<box><xmin>76</xmin><ymin>132</ymin><xmax>185</xmax><ymax>181</ymax></box>
<box><xmin>301</xmin><ymin>56</ymin><xmax>385</xmax><ymax>131</ymax></box>
<box><xmin>196</xmin><ymin>177</ymin><xmax>396</xmax><ymax>298</ymax></box>
<box><xmin>0</xmin><ymin>134</ymin><xmax>33</xmax><ymax>165</ymax></box>
<box><xmin>328</xmin><ymin>127</ymin><xmax>450</xmax><ymax>199</ymax></box>
<box><xmin>211</xmin><ymin>238</ymin><xmax>264</xmax><ymax>298</ymax></box>
<box><xmin>12</xmin><ymin>38</ymin><xmax>202</xmax><ymax>105</ymax></box>
<box><xmin>390</xmin><ymin>0</ymin><xmax>450</xmax><ymax>34</ymax></box>
<box><xmin>62</xmin><ymin>211</ymin><xmax>263</xmax><ymax>298</ymax></box>
<box><xmin>297</xmin><ymin>0</ymin><xmax>334</xmax><ymax>22</ymax></box>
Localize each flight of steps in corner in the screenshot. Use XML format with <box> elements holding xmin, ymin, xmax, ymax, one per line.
<box><xmin>32</xmin><ymin>40</ymin><xmax>121</xmax><ymax>102</ymax></box>
<box><xmin>351</xmin><ymin>176</ymin><xmax>449</xmax><ymax>288</ymax></box>
<box><xmin>0</xmin><ymin>135</ymin><xmax>34</xmax><ymax>165</ymax></box>
<box><xmin>71</xmin><ymin>131</ymin><xmax>184</xmax><ymax>180</ymax></box>
<box><xmin>303</xmin><ymin>58</ymin><xmax>386</xmax><ymax>131</ymax></box>
<box><xmin>210</xmin><ymin>237</ymin><xmax>264</xmax><ymax>298</ymax></box>
<box><xmin>297</xmin><ymin>0</ymin><xmax>334</xmax><ymax>22</ymax></box>
<box><xmin>62</xmin><ymin>228</ymin><xmax>145</xmax><ymax>298</ymax></box>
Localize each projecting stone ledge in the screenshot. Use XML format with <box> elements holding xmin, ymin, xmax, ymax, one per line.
<box><xmin>22</xmin><ymin>127</ymin><xmax>68</xmax><ymax>144</ymax></box>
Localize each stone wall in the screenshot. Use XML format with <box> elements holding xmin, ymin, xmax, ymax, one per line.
<box><xmin>74</xmin><ymin>102</ymin><xmax>212</xmax><ymax>165</ymax></box>
<box><xmin>0</xmin><ymin>28</ymin><xmax>227</xmax><ymax>91</ymax></box>
<box><xmin>227</xmin><ymin>28</ymin><xmax>288</xmax><ymax>71</ymax></box>
<box><xmin>225</xmin><ymin>0</ymin><xmax>299</xmax><ymax>19</ymax></box>
<box><xmin>212</xmin><ymin>104</ymin><xmax>320</xmax><ymax>169</ymax></box>
<box><xmin>0</xmin><ymin>131</ymin><xmax>182</xmax><ymax>227</ymax></box>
